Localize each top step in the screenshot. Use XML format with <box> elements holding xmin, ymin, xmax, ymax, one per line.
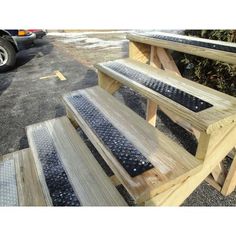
<box><xmin>96</xmin><ymin>58</ymin><xmax>236</xmax><ymax>134</ymax></box>
<box><xmin>127</xmin><ymin>31</ymin><xmax>236</xmax><ymax>64</ymax></box>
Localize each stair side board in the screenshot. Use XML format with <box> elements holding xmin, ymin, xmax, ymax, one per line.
<box><xmin>95</xmin><ymin>58</ymin><xmax>236</xmax><ymax>134</ymax></box>
<box><xmin>63</xmin><ymin>86</ymin><xmax>202</xmax><ymax>203</ymax></box>
<box><xmin>26</xmin><ymin>116</ymin><xmax>127</xmax><ymax>206</ymax></box>
<box><xmin>127</xmin><ymin>32</ymin><xmax>236</xmax><ymax>65</ymax></box>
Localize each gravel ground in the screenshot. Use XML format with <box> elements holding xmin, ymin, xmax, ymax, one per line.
<box><xmin>0</xmin><ymin>31</ymin><xmax>235</xmax><ymax>206</ymax></box>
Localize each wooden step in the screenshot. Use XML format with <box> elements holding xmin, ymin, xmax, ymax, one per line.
<box><xmin>26</xmin><ymin>116</ymin><xmax>127</xmax><ymax>206</ymax></box>
<box><xmin>0</xmin><ymin>149</ymin><xmax>48</xmax><ymax>206</ymax></box>
<box><xmin>95</xmin><ymin>58</ymin><xmax>236</xmax><ymax>134</ymax></box>
<box><xmin>62</xmin><ymin>86</ymin><xmax>202</xmax><ymax>204</ymax></box>
<box><xmin>127</xmin><ymin>31</ymin><xmax>236</xmax><ymax>64</ymax></box>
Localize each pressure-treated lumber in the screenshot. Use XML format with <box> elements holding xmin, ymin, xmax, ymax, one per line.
<box><xmin>98</xmin><ymin>71</ymin><xmax>121</xmax><ymax>94</ymax></box>
<box><xmin>63</xmin><ymin>86</ymin><xmax>202</xmax><ymax>204</ymax></box>
<box><xmin>127</xmin><ymin>31</ymin><xmax>236</xmax><ymax>64</ymax></box>
<box><xmin>221</xmin><ymin>150</ymin><xmax>236</xmax><ymax>196</ymax></box>
<box><xmin>155</xmin><ymin>47</ymin><xmax>181</xmax><ymax>75</ymax></box>
<box><xmin>95</xmin><ymin>58</ymin><xmax>236</xmax><ymax>134</ymax></box>
<box><xmin>26</xmin><ymin>116</ymin><xmax>127</xmax><ymax>206</ymax></box>
<box><xmin>157</xmin><ymin>124</ymin><xmax>236</xmax><ymax>206</ymax></box>
<box><xmin>0</xmin><ymin>149</ymin><xmax>48</xmax><ymax>206</ymax></box>
<box><xmin>129</xmin><ymin>41</ymin><xmax>150</xmax><ymax>64</ymax></box>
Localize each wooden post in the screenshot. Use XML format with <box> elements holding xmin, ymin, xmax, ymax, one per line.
<box><xmin>146</xmin><ymin>100</ymin><xmax>158</xmax><ymax>126</ymax></box>
<box><xmin>221</xmin><ymin>149</ymin><xmax>236</xmax><ymax>196</ymax></box>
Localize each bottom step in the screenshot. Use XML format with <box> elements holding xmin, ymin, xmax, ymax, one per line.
<box><xmin>0</xmin><ymin>149</ymin><xmax>47</xmax><ymax>206</ymax></box>
<box><xmin>26</xmin><ymin>116</ymin><xmax>127</xmax><ymax>206</ymax></box>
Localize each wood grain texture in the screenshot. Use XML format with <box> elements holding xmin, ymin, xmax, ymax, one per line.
<box><xmin>14</xmin><ymin>149</ymin><xmax>49</xmax><ymax>206</ymax></box>
<box><xmin>146</xmin><ymin>100</ymin><xmax>158</xmax><ymax>126</ymax></box>
<box><xmin>1</xmin><ymin>149</ymin><xmax>48</xmax><ymax>206</ymax></box>
<box><xmin>155</xmin><ymin>47</ymin><xmax>181</xmax><ymax>75</ymax></box>
<box><xmin>98</xmin><ymin>71</ymin><xmax>121</xmax><ymax>94</ymax></box>
<box><xmin>63</xmin><ymin>86</ymin><xmax>202</xmax><ymax>204</ymax></box>
<box><xmin>96</xmin><ymin>58</ymin><xmax>236</xmax><ymax>134</ymax></box>
<box><xmin>129</xmin><ymin>41</ymin><xmax>150</xmax><ymax>63</ymax></box>
<box><xmin>26</xmin><ymin>116</ymin><xmax>127</xmax><ymax>206</ymax></box>
<box><xmin>127</xmin><ymin>32</ymin><xmax>236</xmax><ymax>65</ymax></box>
<box><xmin>158</xmin><ymin>125</ymin><xmax>236</xmax><ymax>206</ymax></box>
<box><xmin>221</xmin><ymin>151</ymin><xmax>236</xmax><ymax>196</ymax></box>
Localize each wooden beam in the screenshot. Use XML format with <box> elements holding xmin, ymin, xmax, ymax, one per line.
<box><xmin>221</xmin><ymin>149</ymin><xmax>236</xmax><ymax>196</ymax></box>
<box><xmin>98</xmin><ymin>71</ymin><xmax>121</xmax><ymax>94</ymax></box>
<box><xmin>156</xmin><ymin>47</ymin><xmax>181</xmax><ymax>75</ymax></box>
<box><xmin>146</xmin><ymin>100</ymin><xmax>158</xmax><ymax>126</ymax></box>
<box><xmin>150</xmin><ymin>46</ymin><xmax>162</xmax><ymax>68</ymax></box>
<box><xmin>205</xmin><ymin>175</ymin><xmax>222</xmax><ymax>192</ymax></box>
<box><xmin>158</xmin><ymin>125</ymin><xmax>236</xmax><ymax>206</ymax></box>
<box><xmin>211</xmin><ymin>162</ymin><xmax>226</xmax><ymax>186</ymax></box>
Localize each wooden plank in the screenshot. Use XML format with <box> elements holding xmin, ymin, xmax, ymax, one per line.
<box><xmin>129</xmin><ymin>41</ymin><xmax>150</xmax><ymax>63</ymax></box>
<box><xmin>205</xmin><ymin>175</ymin><xmax>222</xmax><ymax>192</ymax></box>
<box><xmin>156</xmin><ymin>47</ymin><xmax>181</xmax><ymax>75</ymax></box>
<box><xmin>211</xmin><ymin>162</ymin><xmax>226</xmax><ymax>186</ymax></box>
<box><xmin>150</xmin><ymin>46</ymin><xmax>162</xmax><ymax>68</ymax></box>
<box><xmin>146</xmin><ymin>99</ymin><xmax>158</xmax><ymax>126</ymax></box>
<box><xmin>98</xmin><ymin>71</ymin><xmax>121</xmax><ymax>94</ymax></box>
<box><xmin>27</xmin><ymin>116</ymin><xmax>127</xmax><ymax>206</ymax></box>
<box><xmin>127</xmin><ymin>32</ymin><xmax>236</xmax><ymax>65</ymax></box>
<box><xmin>14</xmin><ymin>149</ymin><xmax>49</xmax><ymax>206</ymax></box>
<box><xmin>221</xmin><ymin>150</ymin><xmax>236</xmax><ymax>196</ymax></box>
<box><xmin>54</xmin><ymin>70</ymin><xmax>67</xmax><ymax>81</ymax></box>
<box><xmin>63</xmin><ymin>86</ymin><xmax>202</xmax><ymax>204</ymax></box>
<box><xmin>159</xmin><ymin>125</ymin><xmax>236</xmax><ymax>206</ymax></box>
<box><xmin>145</xmin><ymin>183</ymin><xmax>181</xmax><ymax>206</ymax></box>
<box><xmin>95</xmin><ymin>58</ymin><xmax>236</xmax><ymax>134</ymax></box>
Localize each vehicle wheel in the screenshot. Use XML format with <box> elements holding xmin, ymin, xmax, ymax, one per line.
<box><xmin>0</xmin><ymin>38</ymin><xmax>16</xmax><ymax>72</ymax></box>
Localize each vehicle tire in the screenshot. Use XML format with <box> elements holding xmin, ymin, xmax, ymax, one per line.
<box><xmin>0</xmin><ymin>38</ymin><xmax>16</xmax><ymax>72</ymax></box>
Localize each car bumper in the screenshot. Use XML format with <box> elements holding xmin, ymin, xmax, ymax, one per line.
<box><xmin>12</xmin><ymin>33</ymin><xmax>36</xmax><ymax>50</ymax></box>
<box><xmin>34</xmin><ymin>31</ymin><xmax>47</xmax><ymax>39</ymax></box>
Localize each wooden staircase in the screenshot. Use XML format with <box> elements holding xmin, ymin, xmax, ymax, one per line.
<box><xmin>1</xmin><ymin>31</ymin><xmax>236</xmax><ymax>206</ymax></box>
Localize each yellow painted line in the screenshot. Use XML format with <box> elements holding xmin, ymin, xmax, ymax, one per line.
<box><xmin>54</xmin><ymin>70</ymin><xmax>67</xmax><ymax>81</ymax></box>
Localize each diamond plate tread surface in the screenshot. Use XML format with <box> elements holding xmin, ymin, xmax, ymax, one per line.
<box><xmin>67</xmin><ymin>94</ymin><xmax>154</xmax><ymax>177</ymax></box>
<box><xmin>0</xmin><ymin>158</ymin><xmax>18</xmax><ymax>206</ymax></box>
<box><xmin>31</xmin><ymin>127</ymin><xmax>80</xmax><ymax>206</ymax></box>
<box><xmin>140</xmin><ymin>32</ymin><xmax>236</xmax><ymax>53</ymax></box>
<box><xmin>104</xmin><ymin>62</ymin><xmax>213</xmax><ymax>112</ymax></box>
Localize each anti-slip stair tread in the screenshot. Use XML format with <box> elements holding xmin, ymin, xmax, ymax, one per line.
<box><xmin>0</xmin><ymin>149</ymin><xmax>48</xmax><ymax>206</ymax></box>
<box><xmin>30</xmin><ymin>127</ymin><xmax>80</xmax><ymax>206</ymax></box>
<box><xmin>139</xmin><ymin>32</ymin><xmax>236</xmax><ymax>53</ymax></box>
<box><xmin>0</xmin><ymin>158</ymin><xmax>18</xmax><ymax>206</ymax></box>
<box><xmin>63</xmin><ymin>86</ymin><xmax>202</xmax><ymax>203</ymax></box>
<box><xmin>67</xmin><ymin>94</ymin><xmax>153</xmax><ymax>177</ymax></box>
<box><xmin>26</xmin><ymin>116</ymin><xmax>127</xmax><ymax>206</ymax></box>
<box><xmin>96</xmin><ymin>58</ymin><xmax>236</xmax><ymax>134</ymax></box>
<box><xmin>104</xmin><ymin>61</ymin><xmax>213</xmax><ymax>112</ymax></box>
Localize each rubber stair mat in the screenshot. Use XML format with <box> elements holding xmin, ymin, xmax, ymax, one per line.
<box><xmin>140</xmin><ymin>32</ymin><xmax>236</xmax><ymax>53</ymax></box>
<box><xmin>104</xmin><ymin>62</ymin><xmax>213</xmax><ymax>112</ymax></box>
<box><xmin>31</xmin><ymin>127</ymin><xmax>80</xmax><ymax>206</ymax></box>
<box><xmin>67</xmin><ymin>94</ymin><xmax>154</xmax><ymax>177</ymax></box>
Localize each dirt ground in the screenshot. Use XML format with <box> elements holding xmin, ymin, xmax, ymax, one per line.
<box><xmin>0</xmin><ymin>31</ymin><xmax>235</xmax><ymax>206</ymax></box>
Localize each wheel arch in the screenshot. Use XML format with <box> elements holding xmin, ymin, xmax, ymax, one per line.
<box><xmin>0</xmin><ymin>30</ymin><xmax>18</xmax><ymax>52</ymax></box>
